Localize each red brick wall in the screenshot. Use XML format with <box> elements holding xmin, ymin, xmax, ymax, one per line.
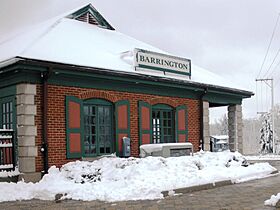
<box><xmin>35</xmin><ymin>84</ymin><xmax>201</xmax><ymax>172</ymax></box>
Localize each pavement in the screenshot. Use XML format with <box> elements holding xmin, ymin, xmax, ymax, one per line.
<box><xmin>1</xmin><ymin>161</ymin><xmax>280</xmax><ymax>210</ymax></box>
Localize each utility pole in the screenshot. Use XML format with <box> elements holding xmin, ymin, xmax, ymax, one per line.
<box><xmin>256</xmin><ymin>78</ymin><xmax>275</xmax><ymax>153</ymax></box>
<box><xmin>272</xmin><ymin>79</ymin><xmax>275</xmax><ymax>153</ymax></box>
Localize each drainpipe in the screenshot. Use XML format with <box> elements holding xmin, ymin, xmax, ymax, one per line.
<box><xmin>199</xmin><ymin>88</ymin><xmax>208</xmax><ymax>151</ymax></box>
<box><xmin>41</xmin><ymin>67</ymin><xmax>52</xmax><ymax>175</ymax></box>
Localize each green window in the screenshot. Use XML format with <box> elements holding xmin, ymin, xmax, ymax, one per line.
<box><xmin>83</xmin><ymin>99</ymin><xmax>113</xmax><ymax>156</ymax></box>
<box><xmin>152</xmin><ymin>104</ymin><xmax>175</xmax><ymax>144</ymax></box>
<box><xmin>0</xmin><ymin>97</ymin><xmax>15</xmax><ymax>130</ymax></box>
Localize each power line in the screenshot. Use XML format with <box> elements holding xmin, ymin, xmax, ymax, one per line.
<box><xmin>257</xmin><ymin>13</ymin><xmax>280</xmax><ymax>79</ymax></box>
<box><xmin>267</xmin><ymin>55</ymin><xmax>280</xmax><ymax>78</ymax></box>
<box><xmin>274</xmin><ymin>73</ymin><xmax>280</xmax><ymax>87</ymax></box>
<box><xmin>263</xmin><ymin>46</ymin><xmax>280</xmax><ymax>79</ymax></box>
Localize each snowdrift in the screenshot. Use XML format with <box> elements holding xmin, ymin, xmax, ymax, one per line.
<box><xmin>0</xmin><ymin>151</ymin><xmax>276</xmax><ymax>202</ymax></box>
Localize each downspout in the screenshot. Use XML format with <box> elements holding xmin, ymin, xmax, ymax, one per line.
<box><xmin>199</xmin><ymin>88</ymin><xmax>208</xmax><ymax>151</ymax></box>
<box><xmin>41</xmin><ymin>67</ymin><xmax>53</xmax><ymax>175</ymax></box>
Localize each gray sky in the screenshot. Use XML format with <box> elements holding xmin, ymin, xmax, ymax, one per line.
<box><xmin>1</xmin><ymin>0</ymin><xmax>280</xmax><ymax>122</ymax></box>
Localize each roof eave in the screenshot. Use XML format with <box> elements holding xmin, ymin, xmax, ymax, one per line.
<box><xmin>2</xmin><ymin>57</ymin><xmax>254</xmax><ymax>98</ymax></box>
<box><xmin>0</xmin><ymin>57</ymin><xmax>23</xmax><ymax>69</ymax></box>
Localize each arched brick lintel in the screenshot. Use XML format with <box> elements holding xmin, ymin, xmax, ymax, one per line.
<box><xmin>79</xmin><ymin>90</ymin><xmax>119</xmax><ymax>102</ymax></box>
<box><xmin>148</xmin><ymin>97</ymin><xmax>178</xmax><ymax>108</ymax></box>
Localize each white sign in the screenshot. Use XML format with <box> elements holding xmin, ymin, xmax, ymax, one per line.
<box><xmin>134</xmin><ymin>48</ymin><xmax>191</xmax><ymax>76</ymax></box>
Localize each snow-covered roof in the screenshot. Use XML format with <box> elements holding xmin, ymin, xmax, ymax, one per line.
<box><xmin>0</xmin><ymin>4</ymin><xmax>251</xmax><ymax>93</ymax></box>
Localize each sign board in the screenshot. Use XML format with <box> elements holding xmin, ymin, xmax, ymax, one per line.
<box><xmin>134</xmin><ymin>48</ymin><xmax>191</xmax><ymax>76</ymax></box>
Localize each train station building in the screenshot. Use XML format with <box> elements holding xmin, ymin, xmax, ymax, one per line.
<box><xmin>0</xmin><ymin>4</ymin><xmax>253</xmax><ymax>181</ymax></box>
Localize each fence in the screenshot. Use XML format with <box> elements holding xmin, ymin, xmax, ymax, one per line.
<box><xmin>0</xmin><ymin>129</ymin><xmax>15</xmax><ymax>171</ymax></box>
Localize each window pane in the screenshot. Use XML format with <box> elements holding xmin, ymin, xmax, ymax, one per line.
<box><xmin>168</xmin><ymin>120</ymin><xmax>172</xmax><ymax>127</ymax></box>
<box><xmin>6</xmin><ymin>103</ymin><xmax>9</xmax><ymax>113</ymax></box>
<box><xmin>99</xmin><ymin>135</ymin><xmax>105</xmax><ymax>143</ymax></box>
<box><xmin>105</xmin><ymin>126</ymin><xmax>110</xmax><ymax>135</ymax></box>
<box><xmin>168</xmin><ymin>112</ymin><xmax>171</xmax><ymax>118</ymax></box>
<box><xmin>7</xmin><ymin>113</ymin><xmax>9</xmax><ymax>124</ymax></box>
<box><xmin>91</xmin><ymin>116</ymin><xmax>96</xmax><ymax>125</ymax></box>
<box><xmin>9</xmin><ymin>102</ymin><xmax>12</xmax><ymax>111</ymax></box>
<box><xmin>85</xmin><ymin>146</ymin><xmax>90</xmax><ymax>154</ymax></box>
<box><xmin>84</xmin><ymin>106</ymin><xmax>89</xmax><ymax>115</ymax></box>
<box><xmin>84</xmin><ymin>116</ymin><xmax>88</xmax><ymax>125</ymax></box>
<box><xmin>91</xmin><ymin>135</ymin><xmax>96</xmax><ymax>145</ymax></box>
<box><xmin>91</xmin><ymin>126</ymin><xmax>96</xmax><ymax>135</ymax></box>
<box><xmin>91</xmin><ymin>106</ymin><xmax>96</xmax><ymax>115</ymax></box>
<box><xmin>99</xmin><ymin>126</ymin><xmax>105</xmax><ymax>134</ymax></box>
<box><xmin>91</xmin><ymin>146</ymin><xmax>96</xmax><ymax>154</ymax></box>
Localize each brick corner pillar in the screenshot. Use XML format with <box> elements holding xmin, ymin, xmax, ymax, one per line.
<box><xmin>202</xmin><ymin>101</ymin><xmax>211</xmax><ymax>151</ymax></box>
<box><xmin>16</xmin><ymin>83</ymin><xmax>41</xmax><ymax>182</ymax></box>
<box><xmin>228</xmin><ymin>104</ymin><xmax>243</xmax><ymax>153</ymax></box>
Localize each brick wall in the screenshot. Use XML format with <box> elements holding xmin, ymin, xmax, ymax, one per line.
<box><xmin>35</xmin><ymin>84</ymin><xmax>200</xmax><ymax>172</ymax></box>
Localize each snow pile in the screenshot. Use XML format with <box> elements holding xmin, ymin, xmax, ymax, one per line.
<box><xmin>0</xmin><ymin>151</ymin><xmax>276</xmax><ymax>202</ymax></box>
<box><xmin>265</xmin><ymin>193</ymin><xmax>280</xmax><ymax>206</ymax></box>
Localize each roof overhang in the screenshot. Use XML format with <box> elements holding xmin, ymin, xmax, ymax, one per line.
<box><xmin>0</xmin><ymin>57</ymin><xmax>254</xmax><ymax>105</ymax></box>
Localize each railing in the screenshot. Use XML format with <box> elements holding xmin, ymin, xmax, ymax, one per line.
<box><xmin>0</xmin><ymin>129</ymin><xmax>15</xmax><ymax>171</ymax></box>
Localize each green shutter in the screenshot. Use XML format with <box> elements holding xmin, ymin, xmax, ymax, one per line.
<box><xmin>175</xmin><ymin>105</ymin><xmax>188</xmax><ymax>142</ymax></box>
<box><xmin>138</xmin><ymin>101</ymin><xmax>152</xmax><ymax>145</ymax></box>
<box><xmin>66</xmin><ymin>96</ymin><xmax>83</xmax><ymax>158</ymax></box>
<box><xmin>115</xmin><ymin>100</ymin><xmax>130</xmax><ymax>156</ymax></box>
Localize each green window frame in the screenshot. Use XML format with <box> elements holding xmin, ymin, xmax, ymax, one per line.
<box><xmin>83</xmin><ymin>99</ymin><xmax>114</xmax><ymax>157</ymax></box>
<box><xmin>152</xmin><ymin>104</ymin><xmax>175</xmax><ymax>144</ymax></box>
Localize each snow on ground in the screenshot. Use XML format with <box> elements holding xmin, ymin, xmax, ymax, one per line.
<box><xmin>0</xmin><ymin>151</ymin><xmax>276</xmax><ymax>203</ymax></box>
<box><xmin>265</xmin><ymin>193</ymin><xmax>280</xmax><ymax>207</ymax></box>
<box><xmin>245</xmin><ymin>154</ymin><xmax>280</xmax><ymax>161</ymax></box>
<box><xmin>0</xmin><ymin>167</ymin><xmax>20</xmax><ymax>178</ymax></box>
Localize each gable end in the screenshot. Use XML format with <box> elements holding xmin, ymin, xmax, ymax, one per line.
<box><xmin>67</xmin><ymin>4</ymin><xmax>114</xmax><ymax>30</ymax></box>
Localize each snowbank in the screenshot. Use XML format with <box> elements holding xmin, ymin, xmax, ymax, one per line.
<box><xmin>265</xmin><ymin>193</ymin><xmax>280</xmax><ymax>206</ymax></box>
<box><xmin>0</xmin><ymin>151</ymin><xmax>276</xmax><ymax>202</ymax></box>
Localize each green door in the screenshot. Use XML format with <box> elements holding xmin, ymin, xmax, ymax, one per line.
<box><xmin>83</xmin><ymin>99</ymin><xmax>113</xmax><ymax>156</ymax></box>
<box><xmin>152</xmin><ymin>104</ymin><xmax>175</xmax><ymax>144</ymax></box>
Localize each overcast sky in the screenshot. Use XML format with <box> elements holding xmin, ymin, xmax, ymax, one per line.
<box><xmin>1</xmin><ymin>0</ymin><xmax>280</xmax><ymax>122</ymax></box>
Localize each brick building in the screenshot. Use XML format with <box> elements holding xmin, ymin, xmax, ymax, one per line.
<box><xmin>0</xmin><ymin>4</ymin><xmax>253</xmax><ymax>182</ymax></box>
